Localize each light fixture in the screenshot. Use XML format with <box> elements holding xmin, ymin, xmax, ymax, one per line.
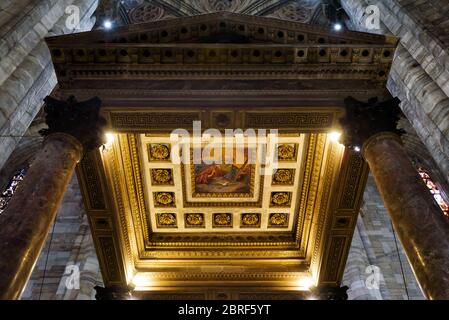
<box><xmin>103</xmin><ymin>19</ymin><xmax>113</xmax><ymax>30</ymax></box>
<box><xmin>132</xmin><ymin>274</ymin><xmax>146</xmax><ymax>287</ymax></box>
<box><xmin>333</xmin><ymin>23</ymin><xmax>343</xmax><ymax>31</ymax></box>
<box><xmin>105</xmin><ymin>133</ymin><xmax>115</xmax><ymax>144</ymax></box>
<box><xmin>297</xmin><ymin>276</ymin><xmax>315</xmax><ymax>289</ymax></box>
<box><xmin>329</xmin><ymin>131</ymin><xmax>342</xmax><ymax>142</ymax></box>
<box><xmin>131</xmin><ymin>273</ymin><xmax>152</xmax><ymax>289</ymax></box>
<box><xmin>354</xmin><ymin>146</ymin><xmax>361</xmax><ymax>152</ymax></box>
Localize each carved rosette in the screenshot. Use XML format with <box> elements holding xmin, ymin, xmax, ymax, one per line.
<box><xmin>273</xmin><ymin>169</ymin><xmax>295</xmax><ymax>185</ymax></box>
<box><xmin>39</xmin><ymin>96</ymin><xmax>107</xmax><ymax>152</ymax></box>
<box><xmin>185</xmin><ymin>213</ymin><xmax>205</xmax><ymax>228</ymax></box>
<box><xmin>129</xmin><ymin>3</ymin><xmax>168</xmax><ymax>23</ymax></box>
<box><xmin>213</xmin><ymin>213</ymin><xmax>233</xmax><ymax>228</ymax></box>
<box><xmin>154</xmin><ymin>192</ymin><xmax>175</xmax><ymax>207</ymax></box>
<box><xmin>277</xmin><ymin>144</ymin><xmax>297</xmax><ymax>161</ymax></box>
<box><xmin>270</xmin><ymin>192</ymin><xmax>292</xmax><ymax>207</ymax></box>
<box><xmin>268</xmin><ymin>213</ymin><xmax>289</xmax><ymax>228</ymax></box>
<box><xmin>340</xmin><ymin>96</ymin><xmax>405</xmax><ymax>150</ymax></box>
<box><xmin>148</xmin><ymin>143</ymin><xmax>171</xmax><ymax>161</ymax></box>
<box><xmin>151</xmin><ymin>169</ymin><xmax>173</xmax><ymax>185</ymax></box>
<box><xmin>240</xmin><ymin>213</ymin><xmax>260</xmax><ymax>228</ymax></box>
<box><xmin>156</xmin><ymin>213</ymin><xmax>177</xmax><ymax>228</ymax></box>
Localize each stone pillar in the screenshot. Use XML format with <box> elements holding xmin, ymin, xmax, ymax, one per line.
<box><xmin>0</xmin><ymin>96</ymin><xmax>105</xmax><ymax>300</ymax></box>
<box><xmin>341</xmin><ymin>97</ymin><xmax>449</xmax><ymax>300</ymax></box>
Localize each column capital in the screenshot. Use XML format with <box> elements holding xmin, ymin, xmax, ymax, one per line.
<box><xmin>340</xmin><ymin>96</ymin><xmax>405</xmax><ymax>150</ymax></box>
<box><xmin>311</xmin><ymin>285</ymin><xmax>349</xmax><ymax>300</ymax></box>
<box><xmin>39</xmin><ymin>95</ymin><xmax>107</xmax><ymax>152</ymax></box>
<box><xmin>94</xmin><ymin>285</ymin><xmax>132</xmax><ymax>300</ymax></box>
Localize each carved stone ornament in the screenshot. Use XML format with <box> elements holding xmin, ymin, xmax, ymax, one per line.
<box><xmin>129</xmin><ymin>3</ymin><xmax>167</xmax><ymax>23</ymax></box>
<box><xmin>39</xmin><ymin>96</ymin><xmax>107</xmax><ymax>152</ymax></box>
<box><xmin>340</xmin><ymin>96</ymin><xmax>405</xmax><ymax>150</ymax></box>
<box><xmin>266</xmin><ymin>0</ymin><xmax>321</xmax><ymax>24</ymax></box>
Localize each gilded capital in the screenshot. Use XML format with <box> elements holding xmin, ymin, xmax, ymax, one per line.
<box><xmin>340</xmin><ymin>96</ymin><xmax>405</xmax><ymax>150</ymax></box>
<box><xmin>39</xmin><ymin>96</ymin><xmax>107</xmax><ymax>152</ymax></box>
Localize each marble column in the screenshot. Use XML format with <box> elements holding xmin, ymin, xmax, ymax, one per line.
<box><xmin>341</xmin><ymin>97</ymin><xmax>449</xmax><ymax>300</ymax></box>
<box><xmin>0</xmin><ymin>96</ymin><xmax>105</xmax><ymax>300</ymax></box>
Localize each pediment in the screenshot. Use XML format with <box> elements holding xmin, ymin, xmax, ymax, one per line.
<box><xmin>47</xmin><ymin>11</ymin><xmax>397</xmax><ymax>46</ymax></box>
<box><xmin>46</xmin><ymin>11</ymin><xmax>398</xmax><ymax>101</ymax></box>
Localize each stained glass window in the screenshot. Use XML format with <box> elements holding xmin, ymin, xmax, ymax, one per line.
<box><xmin>0</xmin><ymin>168</ymin><xmax>26</xmax><ymax>214</ymax></box>
<box><xmin>418</xmin><ymin>167</ymin><xmax>449</xmax><ymax>217</ymax></box>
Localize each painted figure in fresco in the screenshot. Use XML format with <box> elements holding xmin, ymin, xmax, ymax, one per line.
<box><xmin>194</xmin><ymin>148</ymin><xmax>252</xmax><ymax>194</ymax></box>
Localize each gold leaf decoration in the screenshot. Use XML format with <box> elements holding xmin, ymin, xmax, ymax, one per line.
<box><xmin>268</xmin><ymin>213</ymin><xmax>289</xmax><ymax>228</ymax></box>
<box><xmin>270</xmin><ymin>192</ymin><xmax>292</xmax><ymax>207</ymax></box>
<box><xmin>185</xmin><ymin>213</ymin><xmax>205</xmax><ymax>228</ymax></box>
<box><xmin>213</xmin><ymin>213</ymin><xmax>233</xmax><ymax>228</ymax></box>
<box><xmin>151</xmin><ymin>169</ymin><xmax>173</xmax><ymax>185</ymax></box>
<box><xmin>149</xmin><ymin>143</ymin><xmax>170</xmax><ymax>161</ymax></box>
<box><xmin>156</xmin><ymin>213</ymin><xmax>177</xmax><ymax>228</ymax></box>
<box><xmin>154</xmin><ymin>192</ymin><xmax>175</xmax><ymax>207</ymax></box>
<box><xmin>241</xmin><ymin>213</ymin><xmax>261</xmax><ymax>228</ymax></box>
<box><xmin>273</xmin><ymin>169</ymin><xmax>295</xmax><ymax>185</ymax></box>
<box><xmin>277</xmin><ymin>144</ymin><xmax>297</xmax><ymax>161</ymax></box>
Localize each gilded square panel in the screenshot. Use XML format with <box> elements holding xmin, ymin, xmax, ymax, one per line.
<box><xmin>277</xmin><ymin>143</ymin><xmax>298</xmax><ymax>161</ymax></box>
<box><xmin>154</xmin><ymin>192</ymin><xmax>176</xmax><ymax>207</ymax></box>
<box><xmin>148</xmin><ymin>143</ymin><xmax>171</xmax><ymax>161</ymax></box>
<box><xmin>212</xmin><ymin>213</ymin><xmax>233</xmax><ymax>228</ymax></box>
<box><xmin>184</xmin><ymin>213</ymin><xmax>206</xmax><ymax>228</ymax></box>
<box><xmin>270</xmin><ymin>192</ymin><xmax>292</xmax><ymax>207</ymax></box>
<box><xmin>151</xmin><ymin>169</ymin><xmax>174</xmax><ymax>185</ymax></box>
<box><xmin>272</xmin><ymin>169</ymin><xmax>295</xmax><ymax>185</ymax></box>
<box><xmin>156</xmin><ymin>213</ymin><xmax>177</xmax><ymax>228</ymax></box>
<box><xmin>240</xmin><ymin>213</ymin><xmax>261</xmax><ymax>228</ymax></box>
<box><xmin>268</xmin><ymin>213</ymin><xmax>289</xmax><ymax>228</ymax></box>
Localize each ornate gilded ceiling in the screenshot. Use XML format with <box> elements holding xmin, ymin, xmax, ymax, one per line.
<box><xmin>140</xmin><ymin>133</ymin><xmax>306</xmax><ymax>233</ymax></box>
<box><xmin>75</xmin><ymin>111</ymin><xmax>369</xmax><ymax>298</ymax></box>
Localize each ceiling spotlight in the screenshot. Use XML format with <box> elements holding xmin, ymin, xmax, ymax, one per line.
<box><xmin>103</xmin><ymin>19</ymin><xmax>113</xmax><ymax>30</ymax></box>
<box><xmin>329</xmin><ymin>131</ymin><xmax>342</xmax><ymax>142</ymax></box>
<box><xmin>132</xmin><ymin>273</ymin><xmax>148</xmax><ymax>288</ymax></box>
<box><xmin>333</xmin><ymin>23</ymin><xmax>343</xmax><ymax>31</ymax></box>
<box><xmin>106</xmin><ymin>133</ymin><xmax>115</xmax><ymax>144</ymax></box>
<box><xmin>297</xmin><ymin>276</ymin><xmax>315</xmax><ymax>289</ymax></box>
<box><xmin>354</xmin><ymin>146</ymin><xmax>361</xmax><ymax>152</ymax></box>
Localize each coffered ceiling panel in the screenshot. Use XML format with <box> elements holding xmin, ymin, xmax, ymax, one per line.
<box><xmin>139</xmin><ymin>134</ymin><xmax>306</xmax><ymax>233</ymax></box>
